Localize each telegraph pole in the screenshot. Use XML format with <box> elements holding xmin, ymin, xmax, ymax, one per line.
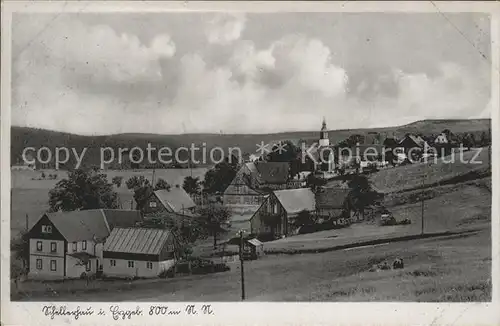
<box><xmin>238</xmin><ymin>230</ymin><xmax>246</xmax><ymax>301</ymax></box>
<box><xmin>421</xmin><ymin>164</ymin><xmax>429</xmax><ymax>236</ymax></box>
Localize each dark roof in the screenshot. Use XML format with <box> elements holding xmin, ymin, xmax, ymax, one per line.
<box><xmin>101</xmin><ymin>209</ymin><xmax>142</xmax><ymax>230</ymax></box>
<box><xmin>351</xmin><ymin>144</ymin><xmax>385</xmax><ymax>157</ymax></box>
<box><xmin>154</xmin><ymin>188</ymin><xmax>196</xmax><ymax>213</ymax></box>
<box><xmin>315</xmin><ymin>188</ymin><xmax>350</xmax><ymax>209</ymax></box>
<box><xmin>383</xmin><ymin>137</ymin><xmax>399</xmax><ymax>148</ymax></box>
<box><xmin>103</xmin><ymin>227</ymin><xmax>171</xmax><ymax>255</ymax></box>
<box><xmin>46</xmin><ymin>210</ymin><xmax>110</xmax><ymax>242</ymax></box>
<box><xmin>43</xmin><ymin>209</ymin><xmax>142</xmax><ymax>242</ymax></box>
<box><xmin>400</xmin><ymin>134</ymin><xmax>429</xmax><ymax>148</ymax></box>
<box><xmin>255</xmin><ymin>162</ymin><xmax>289</xmax><ymax>184</ymax></box>
<box><xmin>273</xmin><ymin>188</ymin><xmax>316</xmax><ymax>214</ymax></box>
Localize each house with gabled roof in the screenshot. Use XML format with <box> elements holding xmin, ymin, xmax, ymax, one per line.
<box><xmin>103</xmin><ymin>227</ymin><xmax>176</xmax><ymax>279</ymax></box>
<box><xmin>26</xmin><ymin>209</ymin><xmax>142</xmax><ymax>280</ymax></box>
<box><xmin>142</xmin><ymin>187</ymin><xmax>197</xmax><ymax>217</ymax></box>
<box><xmin>315</xmin><ymin>187</ymin><xmax>350</xmax><ymax>221</ymax></box>
<box><xmin>250</xmin><ymin>188</ymin><xmax>316</xmax><ymax>238</ymax></box>
<box><xmin>223</xmin><ymin>162</ymin><xmax>289</xmax><ymax>214</ymax></box>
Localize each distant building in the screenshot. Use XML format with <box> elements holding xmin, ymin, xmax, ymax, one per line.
<box><xmin>434</xmin><ymin>133</ymin><xmax>449</xmax><ymax>144</ymax></box>
<box><xmin>26</xmin><ymin>209</ymin><xmax>142</xmax><ymax>280</ymax></box>
<box><xmin>102</xmin><ymin>227</ymin><xmax>176</xmax><ymax>279</ymax></box>
<box><xmin>223</xmin><ymin>161</ymin><xmax>290</xmax><ymax>214</ymax></box>
<box><xmin>142</xmin><ymin>187</ymin><xmax>197</xmax><ymax>217</ymax></box>
<box><xmin>250</xmin><ymin>188</ymin><xmax>316</xmax><ymax>238</ymax></box>
<box><xmin>315</xmin><ymin>187</ymin><xmax>350</xmax><ymax>221</ymax></box>
<box><xmin>398</xmin><ymin>134</ymin><xmax>430</xmax><ymax>157</ymax></box>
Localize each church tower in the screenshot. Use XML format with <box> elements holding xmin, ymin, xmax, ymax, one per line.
<box><xmin>319</xmin><ymin>117</ymin><xmax>330</xmax><ymax>147</ymax></box>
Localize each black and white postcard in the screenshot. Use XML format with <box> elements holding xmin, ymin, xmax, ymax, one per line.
<box><xmin>1</xmin><ymin>1</ymin><xmax>498</xmax><ymax>325</ymax></box>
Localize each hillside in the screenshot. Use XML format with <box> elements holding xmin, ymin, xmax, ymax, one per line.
<box><xmin>11</xmin><ymin>119</ymin><xmax>490</xmax><ymax>169</ymax></box>
<box><xmin>370</xmin><ymin>148</ymin><xmax>491</xmax><ymax>194</ymax></box>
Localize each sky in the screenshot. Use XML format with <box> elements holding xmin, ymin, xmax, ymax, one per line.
<box><xmin>11</xmin><ymin>12</ymin><xmax>492</xmax><ymax>135</ymax></box>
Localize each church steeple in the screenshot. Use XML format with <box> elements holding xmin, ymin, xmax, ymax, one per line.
<box><xmin>319</xmin><ymin>117</ymin><xmax>330</xmax><ymax>147</ymax></box>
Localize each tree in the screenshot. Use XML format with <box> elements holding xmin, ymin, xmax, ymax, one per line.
<box><xmin>197</xmin><ymin>204</ymin><xmax>232</xmax><ymax>249</ymax></box>
<box><xmin>126</xmin><ymin>176</ymin><xmax>152</xmax><ymax>210</ymax></box>
<box><xmin>266</xmin><ymin>140</ymin><xmax>300</xmax><ymax>162</ymax></box>
<box><xmin>306</xmin><ymin>173</ymin><xmax>327</xmax><ymax>192</ymax></box>
<box><xmin>111</xmin><ymin>176</ymin><xmax>123</xmax><ymax>188</ymax></box>
<box><xmin>11</xmin><ymin>230</ymin><xmax>29</xmax><ymax>276</ymax></box>
<box><xmin>292</xmin><ymin>209</ymin><xmax>315</xmax><ymax>228</ymax></box>
<box><xmin>154</xmin><ymin>178</ymin><xmax>171</xmax><ymax>191</ymax></box>
<box><xmin>183</xmin><ymin>176</ymin><xmax>200</xmax><ymax>195</ymax></box>
<box><xmin>346</xmin><ymin>174</ymin><xmax>380</xmax><ymax>221</ymax></box>
<box><xmin>49</xmin><ymin>169</ymin><xmax>119</xmax><ymax>212</ymax></box>
<box><xmin>140</xmin><ymin>211</ymin><xmax>207</xmax><ymax>260</ymax></box>
<box><xmin>480</xmin><ymin>131</ymin><xmax>490</xmax><ymax>147</ymax></box>
<box><xmin>203</xmin><ymin>160</ymin><xmax>239</xmax><ymax>194</ymax></box>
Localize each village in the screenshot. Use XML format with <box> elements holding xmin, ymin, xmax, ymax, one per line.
<box><xmin>9</xmin><ymin>117</ymin><xmax>492</xmax><ymax>302</ymax></box>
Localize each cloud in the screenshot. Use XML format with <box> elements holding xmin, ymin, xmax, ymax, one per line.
<box><xmin>11</xmin><ymin>14</ymin><xmax>490</xmax><ymax>135</ymax></box>
<box><xmin>206</xmin><ymin>13</ymin><xmax>246</xmax><ymax>45</ymax></box>
<box><xmin>12</xmin><ymin>15</ymin><xmax>177</xmax><ymax>133</ymax></box>
<box><xmin>14</xmin><ymin>15</ymin><xmax>175</xmax><ymax>84</ymax></box>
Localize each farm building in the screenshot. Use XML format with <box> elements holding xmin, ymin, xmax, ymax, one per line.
<box><xmin>26</xmin><ymin>209</ymin><xmax>142</xmax><ymax>280</ymax></box>
<box><xmin>315</xmin><ymin>187</ymin><xmax>350</xmax><ymax>222</ymax></box>
<box><xmin>102</xmin><ymin>227</ymin><xmax>176</xmax><ymax>279</ymax></box>
<box><xmin>399</xmin><ymin>134</ymin><xmax>430</xmax><ymax>154</ymax></box>
<box><xmin>223</xmin><ymin>161</ymin><xmax>292</xmax><ymax>213</ymax></box>
<box><xmin>250</xmin><ymin>188</ymin><xmax>316</xmax><ymax>238</ymax></box>
<box><xmin>434</xmin><ymin>133</ymin><xmax>449</xmax><ymax>144</ymax></box>
<box><xmin>142</xmin><ymin>187</ymin><xmax>196</xmax><ymax>217</ymax></box>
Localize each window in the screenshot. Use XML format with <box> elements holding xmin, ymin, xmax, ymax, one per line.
<box><xmin>149</xmin><ymin>201</ymin><xmax>157</xmax><ymax>208</ymax></box>
<box><xmin>36</xmin><ymin>241</ymin><xmax>42</xmax><ymax>251</ymax></box>
<box><xmin>41</xmin><ymin>225</ymin><xmax>52</xmax><ymax>233</ymax></box>
<box><xmin>72</xmin><ymin>242</ymin><xmax>77</xmax><ymax>251</ymax></box>
<box><xmin>86</xmin><ymin>260</ymin><xmax>91</xmax><ymax>272</ymax></box>
<box><xmin>82</xmin><ymin>240</ymin><xmax>87</xmax><ymax>250</ymax></box>
<box><xmin>50</xmin><ymin>242</ymin><xmax>57</xmax><ymax>253</ymax></box>
<box><xmin>110</xmin><ymin>259</ymin><xmax>116</xmax><ymax>267</ymax></box>
<box><xmin>50</xmin><ymin>260</ymin><xmax>56</xmax><ymax>271</ymax></box>
<box><xmin>128</xmin><ymin>261</ymin><xmax>134</xmax><ymax>268</ymax></box>
<box><xmin>146</xmin><ymin>262</ymin><xmax>153</xmax><ymax>269</ymax></box>
<box><xmin>36</xmin><ymin>259</ymin><xmax>42</xmax><ymax>270</ymax></box>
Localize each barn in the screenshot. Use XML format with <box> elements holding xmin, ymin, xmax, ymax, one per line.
<box><xmin>102</xmin><ymin>227</ymin><xmax>176</xmax><ymax>279</ymax></box>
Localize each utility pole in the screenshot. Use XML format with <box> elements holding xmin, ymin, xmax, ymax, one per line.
<box><xmin>25</xmin><ymin>214</ymin><xmax>29</xmax><ymax>232</ymax></box>
<box><xmin>421</xmin><ymin>165</ymin><xmax>428</xmax><ymax>236</ymax></box>
<box><xmin>238</xmin><ymin>230</ymin><xmax>246</xmax><ymax>301</ymax></box>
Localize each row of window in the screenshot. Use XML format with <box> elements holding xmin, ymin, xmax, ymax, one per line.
<box><xmin>108</xmin><ymin>260</ymin><xmax>153</xmax><ymax>269</ymax></box>
<box><xmin>36</xmin><ymin>259</ymin><xmax>57</xmax><ymax>271</ymax></box>
<box><xmin>36</xmin><ymin>259</ymin><xmax>92</xmax><ymax>272</ymax></box>
<box><xmin>36</xmin><ymin>240</ymin><xmax>87</xmax><ymax>252</ymax></box>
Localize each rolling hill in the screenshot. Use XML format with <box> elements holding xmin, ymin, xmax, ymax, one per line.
<box><xmin>11</xmin><ymin>119</ymin><xmax>491</xmax><ymax>169</ymax></box>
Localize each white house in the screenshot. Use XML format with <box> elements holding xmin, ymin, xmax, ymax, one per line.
<box><xmin>102</xmin><ymin>227</ymin><xmax>176</xmax><ymax>279</ymax></box>
<box><xmin>26</xmin><ymin>209</ymin><xmax>142</xmax><ymax>280</ymax></box>
<box><xmin>434</xmin><ymin>133</ymin><xmax>449</xmax><ymax>144</ymax></box>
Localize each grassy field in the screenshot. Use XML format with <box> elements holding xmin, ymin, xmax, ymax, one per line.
<box><xmin>10</xmin><ymin>168</ymin><xmax>208</xmax><ymax>238</ymax></box>
<box><xmin>370</xmin><ymin>148</ymin><xmax>490</xmax><ymax>193</ymax></box>
<box><xmin>14</xmin><ymin>227</ymin><xmax>491</xmax><ymax>302</ymax></box>
<box><xmin>253</xmin><ymin>179</ymin><xmax>491</xmax><ymax>254</ymax></box>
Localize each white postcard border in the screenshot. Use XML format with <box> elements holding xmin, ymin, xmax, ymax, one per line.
<box><xmin>1</xmin><ymin>1</ymin><xmax>499</xmax><ymax>325</ymax></box>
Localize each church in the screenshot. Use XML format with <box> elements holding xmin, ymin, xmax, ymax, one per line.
<box><xmin>314</xmin><ymin>118</ymin><xmax>336</xmax><ymax>176</ymax></box>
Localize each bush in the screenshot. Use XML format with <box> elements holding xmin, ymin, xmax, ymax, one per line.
<box><xmin>158</xmin><ymin>267</ymin><xmax>175</xmax><ymax>278</ymax></box>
